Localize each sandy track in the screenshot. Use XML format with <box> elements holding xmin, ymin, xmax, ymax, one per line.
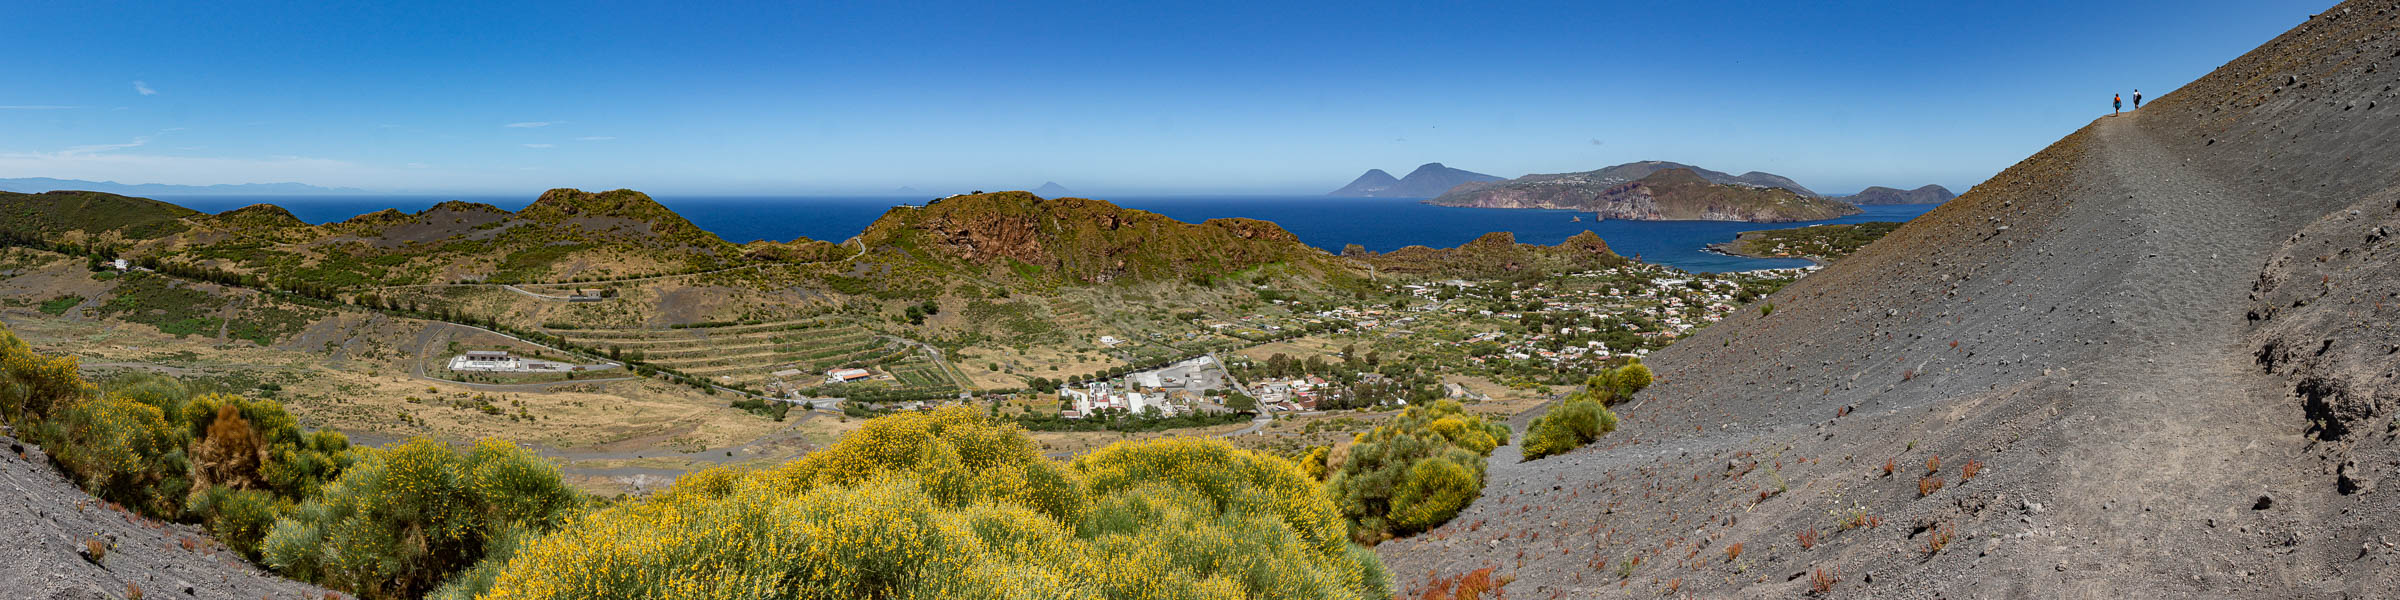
<box><xmin>2020</xmin><ymin>114</ymin><xmax>2322</xmax><ymax>597</ymax></box>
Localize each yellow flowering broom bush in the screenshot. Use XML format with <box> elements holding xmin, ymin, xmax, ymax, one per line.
<box><xmin>1325</xmin><ymin>399</ymin><xmax>1510</xmax><ymax>542</ymax></box>
<box><xmin>0</xmin><ymin>326</ymin><xmax>89</xmax><ymax>425</ymax></box>
<box><xmin>476</xmin><ymin>407</ymin><xmax>1390</xmax><ymax>599</ymax></box>
<box><xmin>46</xmin><ymin>391</ymin><xmax>190</xmax><ymax>515</ymax></box>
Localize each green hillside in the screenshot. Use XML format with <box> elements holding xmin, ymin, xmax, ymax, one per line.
<box><xmin>0</xmin><ymin>190</ymin><xmax>199</xmax><ymax>239</ymax></box>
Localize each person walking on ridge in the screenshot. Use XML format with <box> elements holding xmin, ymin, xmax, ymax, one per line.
<box><xmin>2133</xmin><ymin>89</ymin><xmax>2142</xmax><ymax>109</ymax></box>
<box><xmin>2114</xmin><ymin>93</ymin><xmax>2122</xmax><ymax>114</ymax></box>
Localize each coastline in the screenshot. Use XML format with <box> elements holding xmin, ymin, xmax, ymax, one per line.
<box><xmin>1702</xmin><ymin>232</ymin><xmax>1826</xmax><ymax>267</ymax></box>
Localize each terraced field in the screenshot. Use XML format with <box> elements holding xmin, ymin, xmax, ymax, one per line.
<box><xmin>547</xmin><ymin>319</ymin><xmax>933</xmax><ymax>388</ymax></box>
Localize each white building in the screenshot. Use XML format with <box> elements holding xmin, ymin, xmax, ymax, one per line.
<box><xmin>825</xmin><ymin>368</ymin><xmax>872</xmax><ymax>384</ymax></box>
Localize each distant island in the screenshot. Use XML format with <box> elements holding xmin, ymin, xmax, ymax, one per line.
<box><xmin>1838</xmin><ymin>184</ymin><xmax>1955</xmax><ymax>205</ymax></box>
<box><xmin>1426</xmin><ymin>162</ymin><xmax>1860</xmax><ymax>223</ymax></box>
<box><xmin>0</xmin><ymin>177</ymin><xmax>365</xmax><ymax>196</ymax></box>
<box><xmin>1328</xmin><ymin>163</ymin><xmax>1502</xmax><ymax>197</ymax></box>
<box><xmin>1031</xmin><ymin>181</ymin><xmax>1075</xmax><ymax>197</ymax></box>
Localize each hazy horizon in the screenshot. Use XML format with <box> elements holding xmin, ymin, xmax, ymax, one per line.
<box><xmin>0</xmin><ymin>1</ymin><xmax>2325</xmax><ymax>196</ymax></box>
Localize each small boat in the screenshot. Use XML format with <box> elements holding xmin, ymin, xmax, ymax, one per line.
<box><xmin>1570</xmin><ymin>215</ymin><xmax>1583</xmax><ymax>222</ymax></box>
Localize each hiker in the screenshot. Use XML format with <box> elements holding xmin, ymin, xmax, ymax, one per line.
<box><xmin>2114</xmin><ymin>93</ymin><xmax>2122</xmax><ymax>114</ymax></box>
<box><xmin>2133</xmin><ymin>89</ymin><xmax>2142</xmax><ymax>109</ymax></box>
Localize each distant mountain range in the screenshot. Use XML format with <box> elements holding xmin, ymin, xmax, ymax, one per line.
<box><xmin>1427</xmin><ymin>163</ymin><xmax>1861</xmax><ymax>223</ymax></box>
<box><xmin>0</xmin><ymin>177</ymin><xmax>364</xmax><ymax>196</ymax></box>
<box><xmin>1031</xmin><ymin>182</ymin><xmax>1075</xmax><ymax>197</ymax></box>
<box><xmin>1328</xmin><ymin>163</ymin><xmax>1503</xmax><ymax>198</ymax></box>
<box><xmin>1838</xmin><ymin>184</ymin><xmax>1955</xmax><ymax>205</ymax></box>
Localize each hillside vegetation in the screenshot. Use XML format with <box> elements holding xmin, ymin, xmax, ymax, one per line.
<box><xmin>1713</xmin><ymin>221</ymin><xmax>1904</xmax><ymax>263</ymax></box>
<box><xmin>1355</xmin><ymin>230</ymin><xmax>1630</xmax><ymax>278</ymax></box>
<box><xmin>0</xmin><ymin>324</ymin><xmax>1396</xmax><ymax>598</ymax></box>
<box><xmin>1323</xmin><ymin>400</ymin><xmax>1510</xmax><ymax>543</ymax></box>
<box><xmin>849</xmin><ymin>191</ymin><xmax>1341</xmax><ymax>291</ymax></box>
<box><xmin>478</xmin><ymin>408</ymin><xmax>1389</xmax><ymax>599</ymax></box>
<box><xmin>1519</xmin><ymin>360</ymin><xmax>1646</xmax><ymax>461</ymax></box>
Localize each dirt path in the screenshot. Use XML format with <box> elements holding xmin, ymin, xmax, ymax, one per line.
<box><xmin>2024</xmin><ymin>114</ymin><xmax>2321</xmax><ymax>595</ymax></box>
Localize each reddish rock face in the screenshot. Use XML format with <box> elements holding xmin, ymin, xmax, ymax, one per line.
<box><xmin>1207</xmin><ymin>218</ymin><xmax>1302</xmax><ymax>242</ymax></box>
<box><xmin>925</xmin><ymin>211</ymin><xmax>1053</xmax><ymax>265</ymax></box>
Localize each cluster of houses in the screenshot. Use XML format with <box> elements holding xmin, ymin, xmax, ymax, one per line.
<box><xmin>1251</xmin><ymin>374</ymin><xmax>1352</xmax><ymax>411</ymax></box>
<box><xmin>1383</xmin><ymin>266</ymin><xmax>1818</xmax><ymax>370</ymax></box>
<box><xmin>1057</xmin><ymin>356</ymin><xmax>1232</xmax><ymax>419</ymax></box>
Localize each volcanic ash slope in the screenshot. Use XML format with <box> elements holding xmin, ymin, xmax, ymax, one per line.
<box><xmin>1377</xmin><ymin>2</ymin><xmax>2400</xmax><ymax>598</ymax></box>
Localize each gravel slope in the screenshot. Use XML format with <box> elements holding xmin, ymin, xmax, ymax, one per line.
<box><xmin>0</xmin><ymin>435</ymin><xmax>333</xmax><ymax>600</ymax></box>
<box><xmin>1379</xmin><ymin>3</ymin><xmax>2400</xmax><ymax>597</ymax></box>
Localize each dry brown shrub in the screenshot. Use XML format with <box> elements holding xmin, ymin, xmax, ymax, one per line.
<box><xmin>1810</xmin><ymin>568</ymin><xmax>1838</xmax><ymax>594</ymax></box>
<box><xmin>191</xmin><ymin>404</ymin><xmax>267</xmax><ymax>491</ymax></box>
<box><xmin>1417</xmin><ymin>566</ymin><xmax>1507</xmax><ymax>600</ymax></box>
<box><xmin>1725</xmin><ymin>542</ymin><xmax>1743</xmax><ymax>563</ymax></box>
<box><xmin>1918</xmin><ymin>476</ymin><xmax>1945</xmax><ymax>497</ymax></box>
<box><xmin>1961</xmin><ymin>459</ymin><xmax>1983</xmax><ymax>480</ymax></box>
<box><xmin>1923</xmin><ymin>522</ymin><xmax>1955</xmax><ymax>555</ymax></box>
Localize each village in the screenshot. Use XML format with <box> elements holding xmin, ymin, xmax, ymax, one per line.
<box><xmin>432</xmin><ymin>262</ymin><xmax>1824</xmax><ymax>423</ymax></box>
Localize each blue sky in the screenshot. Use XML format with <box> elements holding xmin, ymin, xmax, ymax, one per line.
<box><xmin>0</xmin><ymin>0</ymin><xmax>2329</xmax><ymax>196</ymax></box>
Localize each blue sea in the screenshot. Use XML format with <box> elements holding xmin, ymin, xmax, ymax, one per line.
<box><xmin>153</xmin><ymin>195</ymin><xmax>1935</xmax><ymax>273</ymax></box>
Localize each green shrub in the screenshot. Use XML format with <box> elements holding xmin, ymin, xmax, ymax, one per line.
<box><xmin>262</xmin><ymin>438</ymin><xmax>580</xmax><ymax>600</ymax></box>
<box><xmin>0</xmin><ymin>326</ymin><xmax>91</xmax><ymax>424</ymax></box>
<box><xmin>1585</xmin><ymin>359</ymin><xmax>1652</xmax><ymax>406</ymax></box>
<box><xmin>1325</xmin><ymin>399</ymin><xmax>1509</xmax><ymax>542</ymax></box>
<box><xmin>475</xmin><ymin>409</ymin><xmax>1389</xmax><ymax>599</ymax></box>
<box><xmin>186</xmin><ymin>486</ymin><xmax>282</xmax><ymax>559</ymax></box>
<box><xmin>1520</xmin><ymin>362</ymin><xmax>1641</xmax><ymax>461</ymax></box>
<box><xmin>47</xmin><ymin>393</ymin><xmax>190</xmax><ymax>515</ymax></box>
<box><xmin>1520</xmin><ymin>394</ymin><xmax>1618</xmax><ymax>461</ymax></box>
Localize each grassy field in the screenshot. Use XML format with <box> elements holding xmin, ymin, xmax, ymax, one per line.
<box><xmin>553</xmin><ymin>318</ymin><xmax>959</xmax><ymax>392</ymax></box>
<box><xmin>0</xmin><ymin>310</ymin><xmax>802</xmax><ymax>495</ymax></box>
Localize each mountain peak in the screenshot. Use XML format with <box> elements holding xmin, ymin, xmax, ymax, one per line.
<box><xmin>1330</xmin><ymin>163</ymin><xmax>1501</xmax><ymax>197</ymax></box>
<box><xmin>1328</xmin><ymin>169</ymin><xmax>1403</xmax><ymax>196</ymax></box>
<box><xmin>1031</xmin><ymin>181</ymin><xmax>1075</xmax><ymax>197</ymax></box>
